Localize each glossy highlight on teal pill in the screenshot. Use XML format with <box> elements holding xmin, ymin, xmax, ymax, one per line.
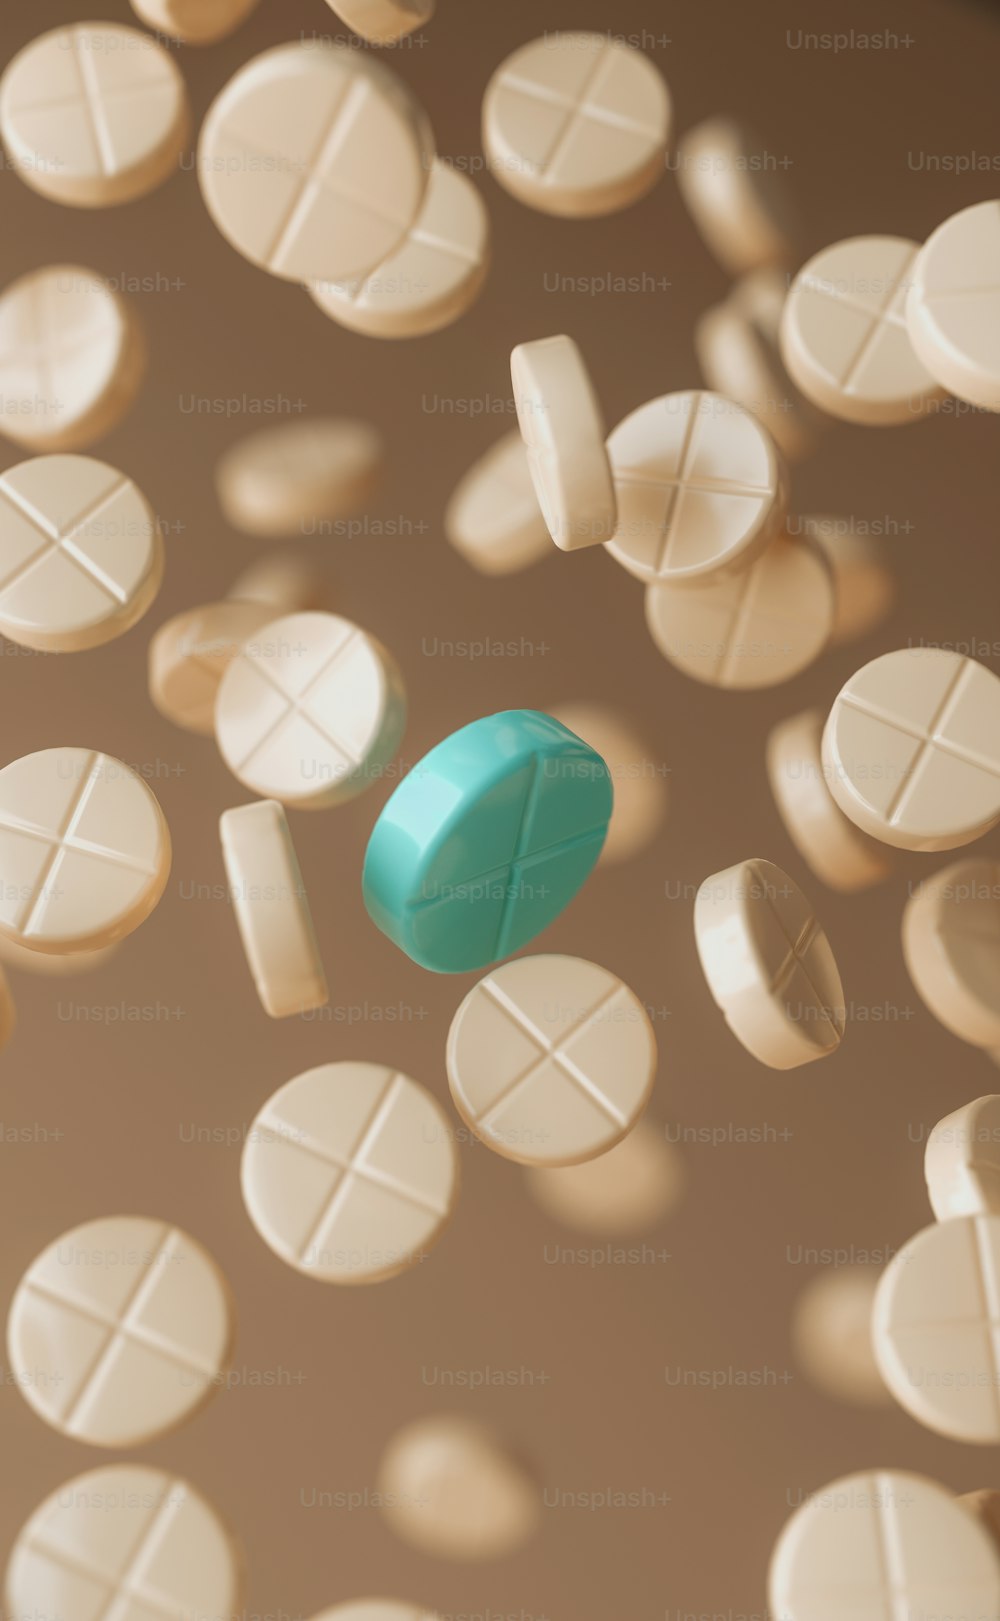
<box><xmin>362</xmin><ymin>709</ymin><xmax>613</xmax><ymax>973</ymax></box>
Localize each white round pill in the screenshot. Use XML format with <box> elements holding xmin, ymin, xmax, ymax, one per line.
<box><xmin>548</xmin><ymin>701</ymin><xmax>668</xmax><ymax>865</ymax></box>
<box><xmin>781</xmin><ymin>235</ymin><xmax>945</xmax><ymax>425</ymax></box>
<box><xmin>7</xmin><ymin>1216</ymin><xmax>234</xmax><ymax>1448</ymax></box>
<box><xmin>906</xmin><ymin>201</ymin><xmax>1000</xmax><ymax>412</ymax></box>
<box><xmin>769</xmin><ymin>1469</ymin><xmax>1000</xmax><ymax>1621</ymax></box>
<box><xmin>823</xmin><ymin>648</ymin><xmax>1000</xmax><ymax>853</ymax></box>
<box><xmin>766</xmin><ymin>709</ymin><xmax>892</xmax><ymax>893</ymax></box>
<box><xmin>311</xmin><ymin>160</ymin><xmax>490</xmax><ymax>340</ymax></box>
<box><xmin>794</xmin><ymin>514</ymin><xmax>896</xmax><ymax>647</ymax></box>
<box><xmin>216</xmin><ymin>417</ymin><xmax>383</xmax><ymax>539</ymax></box>
<box><xmin>214</xmin><ymin>610</ymin><xmax>406</xmax><ymax>810</ymax></box>
<box><xmin>791</xmin><ymin>1266</ymin><xmax>889</xmax><ymax>1407</ymax></box>
<box><xmin>904</xmin><ymin>859</ymin><xmax>1000</xmax><ymax>1048</ymax></box>
<box><xmin>483</xmin><ymin>33</ymin><xmax>671</xmax><ymax>219</ymax></box>
<box><xmin>130</xmin><ymin>0</ymin><xmax>260</xmax><ymax>45</ymax></box>
<box><xmin>0</xmin><ymin>23</ymin><xmax>190</xmax><ymax>209</ymax></box>
<box><xmin>604</xmin><ymin>391</ymin><xmax>788</xmax><ymax>585</ymax></box>
<box><xmin>447</xmin><ymin>954</ymin><xmax>657</xmax><ymax>1167</ymax></box>
<box><xmin>325</xmin><ymin>0</ymin><xmax>435</xmax><ymax>46</ymax></box>
<box><xmin>645</xmin><ymin>529</ymin><xmax>834</xmax><ymax>689</ymax></box>
<box><xmin>5</xmin><ymin>1465</ymin><xmax>243</xmax><ymax>1621</ymax></box>
<box><xmin>511</xmin><ymin>335</ymin><xmax>616</xmax><ymax>550</ymax></box>
<box><xmin>0</xmin><ymin>266</ymin><xmax>146</xmax><ymax>454</ymax></box>
<box><xmin>873</xmin><ymin>1214</ymin><xmax>1000</xmax><ymax>1444</ymax></box>
<box><xmin>198</xmin><ymin>41</ymin><xmax>434</xmax><ymax>284</ymax></box>
<box><xmin>149</xmin><ymin>600</ymin><xmax>275</xmax><ymax>736</ymax></box>
<box><xmin>377</xmin><ymin>1415</ymin><xmax>540</xmax><ymax>1560</ymax></box>
<box><xmin>524</xmin><ymin>1117</ymin><xmax>685</xmax><ymax>1235</ymax></box>
<box><xmin>677</xmin><ymin>117</ymin><xmax>798</xmax><ymax>277</ymax></box>
<box><xmin>0</xmin><ymin>455</ymin><xmax>163</xmax><ymax>653</ymax></box>
<box><xmin>694</xmin><ymin>858</ymin><xmax>844</xmax><ymax>1070</ymax></box>
<box><xmin>0</xmin><ymin>748</ymin><xmax>171</xmax><ymax>956</ymax></box>
<box><xmin>241</xmin><ymin>1062</ymin><xmax>459</xmax><ymax>1284</ymax></box>
<box><xmin>444</xmin><ymin>430</ymin><xmax>551</xmax><ymax>576</ymax></box>
<box><xmin>924</xmin><ymin>1097</ymin><xmax>1000</xmax><ymax>1222</ymax></box>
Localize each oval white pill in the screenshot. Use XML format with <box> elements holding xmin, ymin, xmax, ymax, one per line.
<box><xmin>694</xmin><ymin>858</ymin><xmax>844</xmax><ymax>1070</ymax></box>
<box><xmin>325</xmin><ymin>0</ymin><xmax>434</xmax><ymax>46</ymax></box>
<box><xmin>873</xmin><ymin>1214</ymin><xmax>1000</xmax><ymax>1444</ymax></box>
<box><xmin>220</xmin><ymin>800</ymin><xmax>328</xmax><ymax>1019</ymax></box>
<box><xmin>0</xmin><ymin>266</ymin><xmax>146</xmax><ymax>454</ymax></box>
<box><xmin>0</xmin><ymin>23</ymin><xmax>189</xmax><ymax>209</ymax></box>
<box><xmin>5</xmin><ymin>1465</ymin><xmax>243</xmax><ymax>1621</ymax></box>
<box><xmin>7</xmin><ymin>1216</ymin><xmax>234</xmax><ymax>1448</ymax></box>
<box><xmin>510</xmin><ymin>334</ymin><xmax>616</xmax><ymax>550</ymax></box>
<box><xmin>311</xmin><ymin>160</ymin><xmax>490</xmax><ymax>340</ymax></box>
<box><xmin>444</xmin><ymin>430</ymin><xmax>550</xmax><ymax>576</ymax></box>
<box><xmin>241</xmin><ymin>1061</ymin><xmax>459</xmax><ymax>1284</ymax></box>
<box><xmin>198</xmin><ymin>41</ymin><xmax>434</xmax><ymax>284</ymax></box>
<box><xmin>906</xmin><ymin>200</ymin><xmax>1000</xmax><ymax>413</ymax></box>
<box><xmin>149</xmin><ymin>601</ymin><xmax>275</xmax><ymax>736</ymax></box>
<box><xmin>924</xmin><ymin>1096</ymin><xmax>1000</xmax><ymax>1222</ymax></box>
<box><xmin>483</xmin><ymin>33</ymin><xmax>670</xmax><ymax>219</ymax></box>
<box><xmin>0</xmin><ymin>748</ymin><xmax>171</xmax><ymax>956</ymax></box>
<box><xmin>216</xmin><ymin>418</ymin><xmax>382</xmax><ymax>539</ymax></box>
<box><xmin>214</xmin><ymin>610</ymin><xmax>406</xmax><ymax>810</ymax></box>
<box><xmin>769</xmin><ymin>1469</ymin><xmax>1000</xmax><ymax>1621</ymax></box>
<box><xmin>790</xmin><ymin>1266</ymin><xmax>889</xmax><ymax>1407</ymax></box>
<box><xmin>447</xmin><ymin>954</ymin><xmax>656</xmax><ymax>1167</ymax></box>
<box><xmin>525</xmin><ymin>1117</ymin><xmax>684</xmax><ymax>1235</ymax></box>
<box><xmin>130</xmin><ymin>0</ymin><xmax>260</xmax><ymax>44</ymax></box>
<box><xmin>781</xmin><ymin>235</ymin><xmax>945</xmax><ymax>425</ymax></box>
<box><xmin>0</xmin><ymin>455</ymin><xmax>163</xmax><ymax>653</ymax></box>
<box><xmin>823</xmin><ymin>648</ymin><xmax>1000</xmax><ymax>853</ymax></box>
<box><xmin>549</xmin><ymin>701</ymin><xmax>668</xmax><ymax>865</ymax></box>
<box><xmin>904</xmin><ymin>859</ymin><xmax>1000</xmax><ymax>1048</ymax></box>
<box><xmin>645</xmin><ymin>530</ymin><xmax>834</xmax><ymax>689</ymax></box>
<box><xmin>766</xmin><ymin>709</ymin><xmax>892</xmax><ymax>893</ymax></box>
<box><xmin>794</xmin><ymin>514</ymin><xmax>896</xmax><ymax>647</ymax></box>
<box><xmin>605</xmin><ymin>391</ymin><xmax>788</xmax><ymax>585</ymax></box>
<box><xmin>377</xmin><ymin>1415</ymin><xmax>540</xmax><ymax>1560</ymax></box>
<box><xmin>677</xmin><ymin>117</ymin><xmax>798</xmax><ymax>277</ymax></box>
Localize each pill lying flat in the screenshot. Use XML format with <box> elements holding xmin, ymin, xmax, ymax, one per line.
<box><xmin>444</xmin><ymin>430</ymin><xmax>551</xmax><ymax>576</ymax></box>
<box><xmin>130</xmin><ymin>0</ymin><xmax>260</xmax><ymax>44</ymax></box>
<box><xmin>362</xmin><ymin>710</ymin><xmax>612</xmax><ymax>973</ymax></box>
<box><xmin>198</xmin><ymin>42</ymin><xmax>434</xmax><ymax>284</ymax></box>
<box><xmin>0</xmin><ymin>455</ymin><xmax>163</xmax><ymax>653</ymax></box>
<box><xmin>325</xmin><ymin>0</ymin><xmax>434</xmax><ymax>45</ymax></box>
<box><xmin>781</xmin><ymin>235</ymin><xmax>945</xmax><ymax>425</ymax></box>
<box><xmin>216</xmin><ymin>418</ymin><xmax>383</xmax><ymax>539</ymax></box>
<box><xmin>483</xmin><ymin>33</ymin><xmax>670</xmax><ymax>218</ymax></box>
<box><xmin>645</xmin><ymin>529</ymin><xmax>834</xmax><ymax>689</ymax></box>
<box><xmin>524</xmin><ymin>1118</ymin><xmax>685</xmax><ymax>1234</ymax></box>
<box><xmin>241</xmin><ymin>1062</ymin><xmax>459</xmax><ymax>1283</ymax></box>
<box><xmin>220</xmin><ymin>800</ymin><xmax>328</xmax><ymax>1019</ymax></box>
<box><xmin>311</xmin><ymin>161</ymin><xmax>490</xmax><ymax>340</ymax></box>
<box><xmin>511</xmin><ymin>335</ymin><xmax>616</xmax><ymax>550</ymax></box>
<box><xmin>215</xmin><ymin>610</ymin><xmax>406</xmax><ymax>810</ymax></box>
<box><xmin>605</xmin><ymin>391</ymin><xmax>788</xmax><ymax>585</ymax></box>
<box><xmin>906</xmin><ymin>200</ymin><xmax>1000</xmax><ymax>412</ymax></box>
<box><xmin>694</xmin><ymin>858</ymin><xmax>844</xmax><ymax>1069</ymax></box>
<box><xmin>873</xmin><ymin>1214</ymin><xmax>1000</xmax><ymax>1443</ymax></box>
<box><xmin>823</xmin><ymin>648</ymin><xmax>1000</xmax><ymax>853</ymax></box>
<box><xmin>0</xmin><ymin>23</ymin><xmax>190</xmax><ymax>208</ymax></box>
<box><xmin>766</xmin><ymin>709</ymin><xmax>892</xmax><ymax>893</ymax></box>
<box><xmin>377</xmin><ymin>1415</ymin><xmax>540</xmax><ymax>1560</ymax></box>
<box><xmin>791</xmin><ymin>1266</ymin><xmax>890</xmax><ymax>1406</ymax></box>
<box><xmin>149</xmin><ymin>601</ymin><xmax>275</xmax><ymax>736</ymax></box>
<box><xmin>548</xmin><ymin>701</ymin><xmax>668</xmax><ymax>865</ymax></box>
<box><xmin>904</xmin><ymin>859</ymin><xmax>1000</xmax><ymax>1047</ymax></box>
<box><xmin>769</xmin><ymin>1470</ymin><xmax>1000</xmax><ymax>1621</ymax></box>
<box><xmin>794</xmin><ymin>514</ymin><xmax>896</xmax><ymax>647</ymax></box>
<box><xmin>7</xmin><ymin>1215</ymin><xmax>235</xmax><ymax>1447</ymax></box>
<box><xmin>924</xmin><ymin>1097</ymin><xmax>1000</xmax><ymax>1221</ymax></box>
<box><xmin>5</xmin><ymin>1465</ymin><xmax>243</xmax><ymax>1621</ymax></box>
<box><xmin>0</xmin><ymin>266</ymin><xmax>146</xmax><ymax>454</ymax></box>
<box><xmin>677</xmin><ymin>117</ymin><xmax>798</xmax><ymax>277</ymax></box>
<box><xmin>447</xmin><ymin>954</ymin><xmax>656</xmax><ymax>1167</ymax></box>
<box><xmin>0</xmin><ymin>748</ymin><xmax>171</xmax><ymax>955</ymax></box>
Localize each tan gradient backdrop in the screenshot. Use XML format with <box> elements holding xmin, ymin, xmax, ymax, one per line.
<box><xmin>2</xmin><ymin>0</ymin><xmax>1000</xmax><ymax>1616</ymax></box>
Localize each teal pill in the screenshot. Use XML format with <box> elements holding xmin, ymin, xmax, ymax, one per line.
<box><xmin>362</xmin><ymin>709</ymin><xmax>612</xmax><ymax>973</ymax></box>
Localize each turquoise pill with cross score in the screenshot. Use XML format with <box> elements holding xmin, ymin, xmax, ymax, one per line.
<box><xmin>362</xmin><ymin>710</ymin><xmax>613</xmax><ymax>973</ymax></box>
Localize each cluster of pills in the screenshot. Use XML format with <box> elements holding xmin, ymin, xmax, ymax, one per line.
<box><xmin>0</xmin><ymin>3</ymin><xmax>999</xmax><ymax>1616</ymax></box>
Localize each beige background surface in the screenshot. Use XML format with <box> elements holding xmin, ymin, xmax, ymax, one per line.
<box><xmin>2</xmin><ymin>0</ymin><xmax>1000</xmax><ymax>1616</ymax></box>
